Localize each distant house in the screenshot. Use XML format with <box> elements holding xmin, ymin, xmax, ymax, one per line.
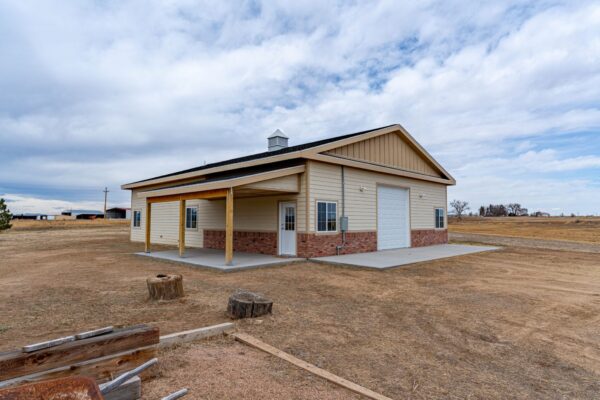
<box><xmin>532</xmin><ymin>211</ymin><xmax>551</xmax><ymax>217</ymax></box>
<box><xmin>122</xmin><ymin>124</ymin><xmax>455</xmax><ymax>264</ymax></box>
<box><xmin>12</xmin><ymin>213</ymin><xmax>49</xmax><ymax>220</ymax></box>
<box><xmin>61</xmin><ymin>210</ymin><xmax>104</xmax><ymax>220</ymax></box>
<box><xmin>105</xmin><ymin>207</ymin><xmax>131</xmax><ymax>220</ymax></box>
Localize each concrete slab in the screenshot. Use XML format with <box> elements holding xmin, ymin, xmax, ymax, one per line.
<box><xmin>136</xmin><ymin>248</ymin><xmax>303</xmax><ymax>272</ymax></box>
<box><xmin>310</xmin><ymin>244</ymin><xmax>499</xmax><ymax>269</ymax></box>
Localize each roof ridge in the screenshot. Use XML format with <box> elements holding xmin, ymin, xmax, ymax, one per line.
<box><xmin>128</xmin><ymin>124</ymin><xmax>397</xmax><ymax>185</ymax></box>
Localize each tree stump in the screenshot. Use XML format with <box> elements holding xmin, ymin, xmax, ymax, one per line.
<box><xmin>227</xmin><ymin>290</ymin><xmax>273</xmax><ymax>319</ymax></box>
<box><xmin>147</xmin><ymin>274</ymin><xmax>184</xmax><ymax>301</ymax></box>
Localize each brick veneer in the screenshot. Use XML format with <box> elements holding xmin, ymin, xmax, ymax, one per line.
<box><xmin>203</xmin><ymin>230</ymin><xmax>277</xmax><ymax>255</ymax></box>
<box><xmin>204</xmin><ymin>229</ymin><xmax>447</xmax><ymax>257</ymax></box>
<box><xmin>411</xmin><ymin>229</ymin><xmax>448</xmax><ymax>247</ymax></box>
<box><xmin>297</xmin><ymin>231</ymin><xmax>377</xmax><ymax>258</ymax></box>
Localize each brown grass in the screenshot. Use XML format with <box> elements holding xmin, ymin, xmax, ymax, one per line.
<box><xmin>449</xmin><ymin>216</ymin><xmax>600</xmax><ymax>244</ymax></box>
<box><xmin>8</xmin><ymin>218</ymin><xmax>129</xmax><ymax>231</ymax></box>
<box><xmin>1</xmin><ymin>225</ymin><xmax>599</xmax><ymax>398</ymax></box>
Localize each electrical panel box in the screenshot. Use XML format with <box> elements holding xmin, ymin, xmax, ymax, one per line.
<box><xmin>339</xmin><ymin>216</ymin><xmax>349</xmax><ymax>232</ymax></box>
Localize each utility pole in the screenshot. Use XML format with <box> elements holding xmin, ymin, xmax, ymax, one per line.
<box><xmin>103</xmin><ymin>187</ymin><xmax>109</xmax><ymax>219</ymax></box>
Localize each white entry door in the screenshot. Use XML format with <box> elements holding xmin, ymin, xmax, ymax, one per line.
<box><xmin>377</xmin><ymin>186</ymin><xmax>410</xmax><ymax>250</ymax></box>
<box><xmin>279</xmin><ymin>202</ymin><xmax>297</xmax><ymax>256</ymax></box>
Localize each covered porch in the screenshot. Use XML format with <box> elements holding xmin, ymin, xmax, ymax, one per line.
<box><xmin>139</xmin><ymin>164</ymin><xmax>304</xmax><ymax>266</ymax></box>
<box><xmin>137</xmin><ymin>248</ymin><xmax>303</xmax><ymax>272</ymax></box>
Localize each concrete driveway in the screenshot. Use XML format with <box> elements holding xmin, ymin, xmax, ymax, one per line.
<box><xmin>310</xmin><ymin>244</ymin><xmax>499</xmax><ymax>269</ymax></box>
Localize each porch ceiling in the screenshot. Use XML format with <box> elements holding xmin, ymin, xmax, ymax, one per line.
<box><xmin>138</xmin><ymin>164</ymin><xmax>304</xmax><ymax>202</ymax></box>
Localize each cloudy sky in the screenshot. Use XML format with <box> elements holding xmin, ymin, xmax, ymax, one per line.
<box><xmin>1</xmin><ymin>0</ymin><xmax>599</xmax><ymax>215</ymax></box>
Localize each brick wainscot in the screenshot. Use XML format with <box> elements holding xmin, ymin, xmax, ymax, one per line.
<box><xmin>297</xmin><ymin>232</ymin><xmax>377</xmax><ymax>258</ymax></box>
<box><xmin>203</xmin><ymin>230</ymin><xmax>278</xmax><ymax>255</ymax></box>
<box><xmin>411</xmin><ymin>229</ymin><xmax>448</xmax><ymax>247</ymax></box>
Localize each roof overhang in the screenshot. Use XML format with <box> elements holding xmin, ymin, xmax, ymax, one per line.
<box><xmin>138</xmin><ymin>165</ymin><xmax>305</xmax><ymax>203</ymax></box>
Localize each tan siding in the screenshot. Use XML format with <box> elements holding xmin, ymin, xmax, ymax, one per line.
<box><xmin>308</xmin><ymin>161</ymin><xmax>447</xmax><ymax>231</ymax></box>
<box><xmin>325</xmin><ymin>132</ymin><xmax>442</xmax><ymax>177</ymax></box>
<box><xmin>296</xmin><ymin>172</ymin><xmax>307</xmax><ymax>232</ymax></box>
<box><xmin>130</xmin><ymin>191</ymin><xmax>203</xmax><ymax>247</ymax></box>
<box><xmin>307</xmin><ymin>161</ymin><xmax>342</xmax><ymax>232</ymax></box>
<box><xmin>243</xmin><ymin>174</ymin><xmax>299</xmax><ymax>192</ymax></box>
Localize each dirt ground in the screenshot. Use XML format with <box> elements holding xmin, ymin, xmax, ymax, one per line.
<box><xmin>1</xmin><ymin>221</ymin><xmax>600</xmax><ymax>399</ymax></box>
<box><xmin>449</xmin><ymin>216</ymin><xmax>600</xmax><ymax>244</ymax></box>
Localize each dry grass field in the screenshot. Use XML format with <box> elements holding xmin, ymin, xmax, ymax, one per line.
<box><xmin>1</xmin><ymin>219</ymin><xmax>599</xmax><ymax>399</ymax></box>
<box><xmin>10</xmin><ymin>218</ymin><xmax>129</xmax><ymax>231</ymax></box>
<box><xmin>449</xmin><ymin>216</ymin><xmax>600</xmax><ymax>244</ymax></box>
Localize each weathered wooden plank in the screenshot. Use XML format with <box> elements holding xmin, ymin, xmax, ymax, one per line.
<box><xmin>22</xmin><ymin>336</ymin><xmax>75</xmax><ymax>353</ymax></box>
<box><xmin>159</xmin><ymin>323</ymin><xmax>234</xmax><ymax>349</ymax></box>
<box><xmin>0</xmin><ymin>346</ymin><xmax>157</xmax><ymax>389</ymax></box>
<box><xmin>0</xmin><ymin>376</ymin><xmax>103</xmax><ymax>400</ymax></box>
<box><xmin>161</xmin><ymin>388</ymin><xmax>188</xmax><ymax>400</ymax></box>
<box><xmin>75</xmin><ymin>326</ymin><xmax>114</xmax><ymax>340</ymax></box>
<box><xmin>0</xmin><ymin>325</ymin><xmax>159</xmax><ymax>381</ymax></box>
<box><xmin>231</xmin><ymin>333</ymin><xmax>393</xmax><ymax>400</ymax></box>
<box><xmin>103</xmin><ymin>376</ymin><xmax>141</xmax><ymax>400</ymax></box>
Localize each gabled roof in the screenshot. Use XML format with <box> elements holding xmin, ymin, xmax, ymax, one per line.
<box><xmin>122</xmin><ymin>124</ymin><xmax>455</xmax><ymax>190</ymax></box>
<box><xmin>125</xmin><ymin>125</ymin><xmax>392</xmax><ymax>187</ymax></box>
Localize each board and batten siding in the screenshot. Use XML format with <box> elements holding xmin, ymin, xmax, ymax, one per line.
<box><xmin>307</xmin><ymin>160</ymin><xmax>447</xmax><ymax>232</ymax></box>
<box><xmin>324</xmin><ymin>132</ymin><xmax>442</xmax><ymax>177</ymax></box>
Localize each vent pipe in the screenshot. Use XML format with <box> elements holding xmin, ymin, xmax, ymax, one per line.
<box><xmin>267</xmin><ymin>129</ymin><xmax>289</xmax><ymax>151</ymax></box>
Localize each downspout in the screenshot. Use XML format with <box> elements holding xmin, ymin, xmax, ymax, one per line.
<box><xmin>336</xmin><ymin>165</ymin><xmax>346</xmax><ymax>255</ymax></box>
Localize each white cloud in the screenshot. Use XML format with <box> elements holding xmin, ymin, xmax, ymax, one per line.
<box><xmin>2</xmin><ymin>194</ymin><xmax>107</xmax><ymax>215</ymax></box>
<box><xmin>0</xmin><ymin>1</ymin><xmax>599</xmax><ymax>214</ymax></box>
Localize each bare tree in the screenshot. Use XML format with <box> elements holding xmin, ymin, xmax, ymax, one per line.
<box><xmin>450</xmin><ymin>200</ymin><xmax>470</xmax><ymax>220</ymax></box>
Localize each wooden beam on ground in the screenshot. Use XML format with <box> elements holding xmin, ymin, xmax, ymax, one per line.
<box><xmin>159</xmin><ymin>323</ymin><xmax>234</xmax><ymax>349</ymax></box>
<box><xmin>145</xmin><ymin>201</ymin><xmax>152</xmax><ymax>253</ymax></box>
<box><xmin>0</xmin><ymin>346</ymin><xmax>157</xmax><ymax>389</ymax></box>
<box><xmin>0</xmin><ymin>325</ymin><xmax>159</xmax><ymax>382</ymax></box>
<box><xmin>225</xmin><ymin>187</ymin><xmax>234</xmax><ymax>266</ymax></box>
<box><xmin>103</xmin><ymin>376</ymin><xmax>141</xmax><ymax>400</ymax></box>
<box><xmin>231</xmin><ymin>333</ymin><xmax>393</xmax><ymax>400</ymax></box>
<box><xmin>179</xmin><ymin>199</ymin><xmax>186</xmax><ymax>257</ymax></box>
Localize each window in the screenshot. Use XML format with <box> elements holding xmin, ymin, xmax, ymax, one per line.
<box><xmin>186</xmin><ymin>207</ymin><xmax>198</xmax><ymax>229</ymax></box>
<box><xmin>317</xmin><ymin>201</ymin><xmax>337</xmax><ymax>232</ymax></box>
<box><xmin>133</xmin><ymin>210</ymin><xmax>141</xmax><ymax>228</ymax></box>
<box><xmin>435</xmin><ymin>208</ymin><xmax>445</xmax><ymax>228</ymax></box>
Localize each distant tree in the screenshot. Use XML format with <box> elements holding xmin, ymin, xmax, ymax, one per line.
<box><xmin>479</xmin><ymin>206</ymin><xmax>485</xmax><ymax>216</ymax></box>
<box><xmin>507</xmin><ymin>203</ymin><xmax>521</xmax><ymax>216</ymax></box>
<box><xmin>450</xmin><ymin>200</ymin><xmax>470</xmax><ymax>220</ymax></box>
<box><xmin>485</xmin><ymin>204</ymin><xmax>508</xmax><ymax>217</ymax></box>
<box><xmin>0</xmin><ymin>198</ymin><xmax>12</xmax><ymax>231</ymax></box>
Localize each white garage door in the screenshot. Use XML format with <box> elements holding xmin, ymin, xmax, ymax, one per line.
<box><xmin>377</xmin><ymin>186</ymin><xmax>410</xmax><ymax>250</ymax></box>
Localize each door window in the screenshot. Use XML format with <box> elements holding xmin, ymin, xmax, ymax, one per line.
<box><xmin>284</xmin><ymin>206</ymin><xmax>295</xmax><ymax>231</ymax></box>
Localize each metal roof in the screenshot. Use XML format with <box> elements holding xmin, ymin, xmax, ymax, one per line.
<box><xmin>129</xmin><ymin>125</ymin><xmax>395</xmax><ymax>185</ymax></box>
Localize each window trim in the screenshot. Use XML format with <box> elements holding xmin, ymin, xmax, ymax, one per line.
<box><xmin>132</xmin><ymin>210</ymin><xmax>141</xmax><ymax>228</ymax></box>
<box><xmin>185</xmin><ymin>206</ymin><xmax>198</xmax><ymax>230</ymax></box>
<box><xmin>435</xmin><ymin>207</ymin><xmax>445</xmax><ymax>229</ymax></box>
<box><xmin>316</xmin><ymin>200</ymin><xmax>338</xmax><ymax>233</ymax></box>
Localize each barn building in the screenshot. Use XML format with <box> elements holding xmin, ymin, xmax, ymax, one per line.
<box><xmin>122</xmin><ymin>125</ymin><xmax>455</xmax><ymax>265</ymax></box>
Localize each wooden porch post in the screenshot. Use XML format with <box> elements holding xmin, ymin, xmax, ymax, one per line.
<box><xmin>179</xmin><ymin>198</ymin><xmax>186</xmax><ymax>257</ymax></box>
<box><xmin>145</xmin><ymin>200</ymin><xmax>152</xmax><ymax>253</ymax></box>
<box><xmin>225</xmin><ymin>187</ymin><xmax>234</xmax><ymax>266</ymax></box>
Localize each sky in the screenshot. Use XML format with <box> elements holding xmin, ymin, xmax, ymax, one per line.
<box><xmin>1</xmin><ymin>0</ymin><xmax>599</xmax><ymax>216</ymax></box>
